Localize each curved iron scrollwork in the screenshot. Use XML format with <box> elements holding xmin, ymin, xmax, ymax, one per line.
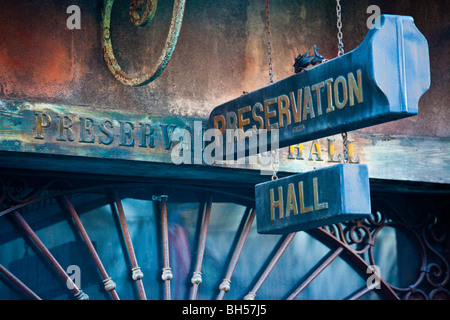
<box><xmin>101</xmin><ymin>0</ymin><xmax>186</xmax><ymax>86</ymax></box>
<box><xmin>320</xmin><ymin>196</ymin><xmax>450</xmax><ymax>300</ymax></box>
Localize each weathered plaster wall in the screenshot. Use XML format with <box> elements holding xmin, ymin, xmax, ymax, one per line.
<box><xmin>0</xmin><ymin>0</ymin><xmax>448</xmax><ymax>137</ymax></box>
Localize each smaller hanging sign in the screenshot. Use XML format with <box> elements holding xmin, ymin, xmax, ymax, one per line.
<box><xmin>255</xmin><ymin>164</ymin><xmax>371</xmax><ymax>234</ymax></box>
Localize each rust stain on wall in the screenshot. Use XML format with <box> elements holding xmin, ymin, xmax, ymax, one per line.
<box><xmin>0</xmin><ymin>3</ymin><xmax>77</xmax><ymax>99</ymax></box>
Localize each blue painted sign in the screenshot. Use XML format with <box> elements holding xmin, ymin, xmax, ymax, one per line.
<box><xmin>255</xmin><ymin>164</ymin><xmax>371</xmax><ymax>234</ymax></box>
<box><xmin>207</xmin><ymin>15</ymin><xmax>430</xmax><ymax>159</ymax></box>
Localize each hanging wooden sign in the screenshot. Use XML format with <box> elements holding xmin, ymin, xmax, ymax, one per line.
<box><xmin>255</xmin><ymin>164</ymin><xmax>371</xmax><ymax>234</ymax></box>
<box><xmin>207</xmin><ymin>15</ymin><xmax>430</xmax><ymax>159</ymax></box>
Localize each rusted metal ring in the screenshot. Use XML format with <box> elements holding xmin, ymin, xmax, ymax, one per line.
<box><xmin>219</xmin><ymin>279</ymin><xmax>231</xmax><ymax>292</ymax></box>
<box><xmin>102</xmin><ymin>0</ymin><xmax>186</xmax><ymax>86</ymax></box>
<box><xmin>129</xmin><ymin>0</ymin><xmax>158</xmax><ymax>27</ymax></box>
<box><xmin>161</xmin><ymin>267</ymin><xmax>173</xmax><ymax>281</ymax></box>
<box><xmin>74</xmin><ymin>290</ymin><xmax>89</xmax><ymax>300</ymax></box>
<box><xmin>103</xmin><ymin>277</ymin><xmax>117</xmax><ymax>292</ymax></box>
<box><xmin>191</xmin><ymin>271</ymin><xmax>202</xmax><ymax>285</ymax></box>
<box><xmin>132</xmin><ymin>266</ymin><xmax>144</xmax><ymax>280</ymax></box>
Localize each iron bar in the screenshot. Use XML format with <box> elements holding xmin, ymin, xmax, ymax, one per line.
<box><xmin>348</xmin><ymin>283</ymin><xmax>378</xmax><ymax>300</ymax></box>
<box><xmin>217</xmin><ymin>208</ymin><xmax>256</xmax><ymax>300</ymax></box>
<box><xmin>307</xmin><ymin>227</ymin><xmax>399</xmax><ymax>300</ymax></box>
<box><xmin>112</xmin><ymin>191</ymin><xmax>146</xmax><ymax>300</ymax></box>
<box><xmin>244</xmin><ymin>232</ymin><xmax>296</xmax><ymax>300</ymax></box>
<box><xmin>286</xmin><ymin>247</ymin><xmax>344</xmax><ymax>300</ymax></box>
<box><xmin>0</xmin><ymin>264</ymin><xmax>42</xmax><ymax>300</ymax></box>
<box><xmin>154</xmin><ymin>195</ymin><xmax>172</xmax><ymax>300</ymax></box>
<box><xmin>61</xmin><ymin>196</ymin><xmax>119</xmax><ymax>300</ymax></box>
<box><xmin>11</xmin><ymin>211</ymin><xmax>88</xmax><ymax>300</ymax></box>
<box><xmin>190</xmin><ymin>193</ymin><xmax>213</xmax><ymax>300</ymax></box>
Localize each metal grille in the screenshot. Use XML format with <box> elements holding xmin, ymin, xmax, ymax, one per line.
<box><xmin>0</xmin><ymin>171</ymin><xmax>448</xmax><ymax>300</ymax></box>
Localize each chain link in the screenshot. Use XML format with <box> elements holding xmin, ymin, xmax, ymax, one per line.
<box><xmin>336</xmin><ymin>0</ymin><xmax>344</xmax><ymax>57</ymax></box>
<box><xmin>337</xmin><ymin>0</ymin><xmax>347</xmax><ymax>160</ymax></box>
<box><xmin>266</xmin><ymin>0</ymin><xmax>277</xmax><ymax>179</ymax></box>
<box><xmin>271</xmin><ymin>149</ymin><xmax>278</xmax><ymax>180</ymax></box>
<box><xmin>265</xmin><ymin>0</ymin><xmax>274</xmax><ymax>84</ymax></box>
<box><xmin>341</xmin><ymin>132</ymin><xmax>348</xmax><ymax>163</ymax></box>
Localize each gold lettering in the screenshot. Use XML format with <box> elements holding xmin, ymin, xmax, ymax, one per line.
<box><xmin>226</xmin><ymin>112</ymin><xmax>238</xmax><ymax>131</ymax></box>
<box><xmin>34</xmin><ymin>113</ymin><xmax>52</xmax><ymax>140</ymax></box>
<box><xmin>99</xmin><ymin>119</ymin><xmax>114</xmax><ymax>145</ymax></box>
<box><xmin>347</xmin><ymin>140</ymin><xmax>360</xmax><ymax>163</ymax></box>
<box><xmin>334</xmin><ymin>76</ymin><xmax>348</xmax><ymax>109</ymax></box>
<box><xmin>214</xmin><ymin>115</ymin><xmax>226</xmax><ymax>134</ymax></box>
<box><xmin>264</xmin><ymin>97</ymin><xmax>278</xmax><ymax>131</ymax></box>
<box><xmin>348</xmin><ymin>69</ymin><xmax>363</xmax><ymax>106</ymax></box>
<box><xmin>237</xmin><ymin>106</ymin><xmax>251</xmax><ymax>140</ymax></box>
<box><xmin>119</xmin><ymin>120</ymin><xmax>135</xmax><ymax>147</ymax></box>
<box><xmin>286</xmin><ymin>183</ymin><xmax>298</xmax><ymax>217</ymax></box>
<box><xmin>288</xmin><ymin>143</ymin><xmax>304</xmax><ymax>160</ymax></box>
<box><xmin>302</xmin><ymin>86</ymin><xmax>315</xmax><ymax>120</ymax></box>
<box><xmin>308</xmin><ymin>140</ymin><xmax>323</xmax><ymax>161</ymax></box>
<box><xmin>56</xmin><ymin>115</ymin><xmax>74</xmax><ymax>142</ymax></box>
<box><xmin>252</xmin><ymin>102</ymin><xmax>264</xmax><ymax>132</ymax></box>
<box><xmin>277</xmin><ymin>94</ymin><xmax>291</xmax><ymax>128</ymax></box>
<box><xmin>313</xmin><ymin>177</ymin><xmax>328</xmax><ymax>211</ymax></box>
<box><xmin>327</xmin><ymin>138</ymin><xmax>341</xmax><ymax>162</ymax></box>
<box><xmin>138</xmin><ymin>122</ymin><xmax>155</xmax><ymax>148</ymax></box>
<box><xmin>325</xmin><ymin>78</ymin><xmax>335</xmax><ymax>113</ymax></box>
<box><xmin>289</xmin><ymin>89</ymin><xmax>302</xmax><ymax>123</ymax></box>
<box><xmin>311</xmin><ymin>82</ymin><xmax>325</xmax><ymax>116</ymax></box>
<box><xmin>79</xmin><ymin>117</ymin><xmax>95</xmax><ymax>143</ymax></box>
<box><xmin>270</xmin><ymin>186</ymin><xmax>284</xmax><ymax>220</ymax></box>
<box><xmin>160</xmin><ymin>124</ymin><xmax>176</xmax><ymax>150</ymax></box>
<box><xmin>238</xmin><ymin>106</ymin><xmax>251</xmax><ymax>129</ymax></box>
<box><xmin>298</xmin><ymin>181</ymin><xmax>313</xmax><ymax>214</ymax></box>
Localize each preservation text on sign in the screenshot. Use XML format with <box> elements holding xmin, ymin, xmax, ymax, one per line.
<box><xmin>207</xmin><ymin>15</ymin><xmax>430</xmax><ymax>159</ymax></box>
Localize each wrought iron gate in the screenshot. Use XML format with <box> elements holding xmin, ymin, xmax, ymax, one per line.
<box><xmin>0</xmin><ymin>170</ymin><xmax>448</xmax><ymax>300</ymax></box>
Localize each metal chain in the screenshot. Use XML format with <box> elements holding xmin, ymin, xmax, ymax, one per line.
<box><xmin>265</xmin><ymin>0</ymin><xmax>277</xmax><ymax>179</ymax></box>
<box><xmin>271</xmin><ymin>149</ymin><xmax>278</xmax><ymax>180</ymax></box>
<box><xmin>342</xmin><ymin>132</ymin><xmax>349</xmax><ymax>163</ymax></box>
<box><xmin>336</xmin><ymin>0</ymin><xmax>344</xmax><ymax>56</ymax></box>
<box><xmin>265</xmin><ymin>0</ymin><xmax>274</xmax><ymax>84</ymax></box>
<box><xmin>337</xmin><ymin>0</ymin><xmax>347</xmax><ymax>160</ymax></box>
